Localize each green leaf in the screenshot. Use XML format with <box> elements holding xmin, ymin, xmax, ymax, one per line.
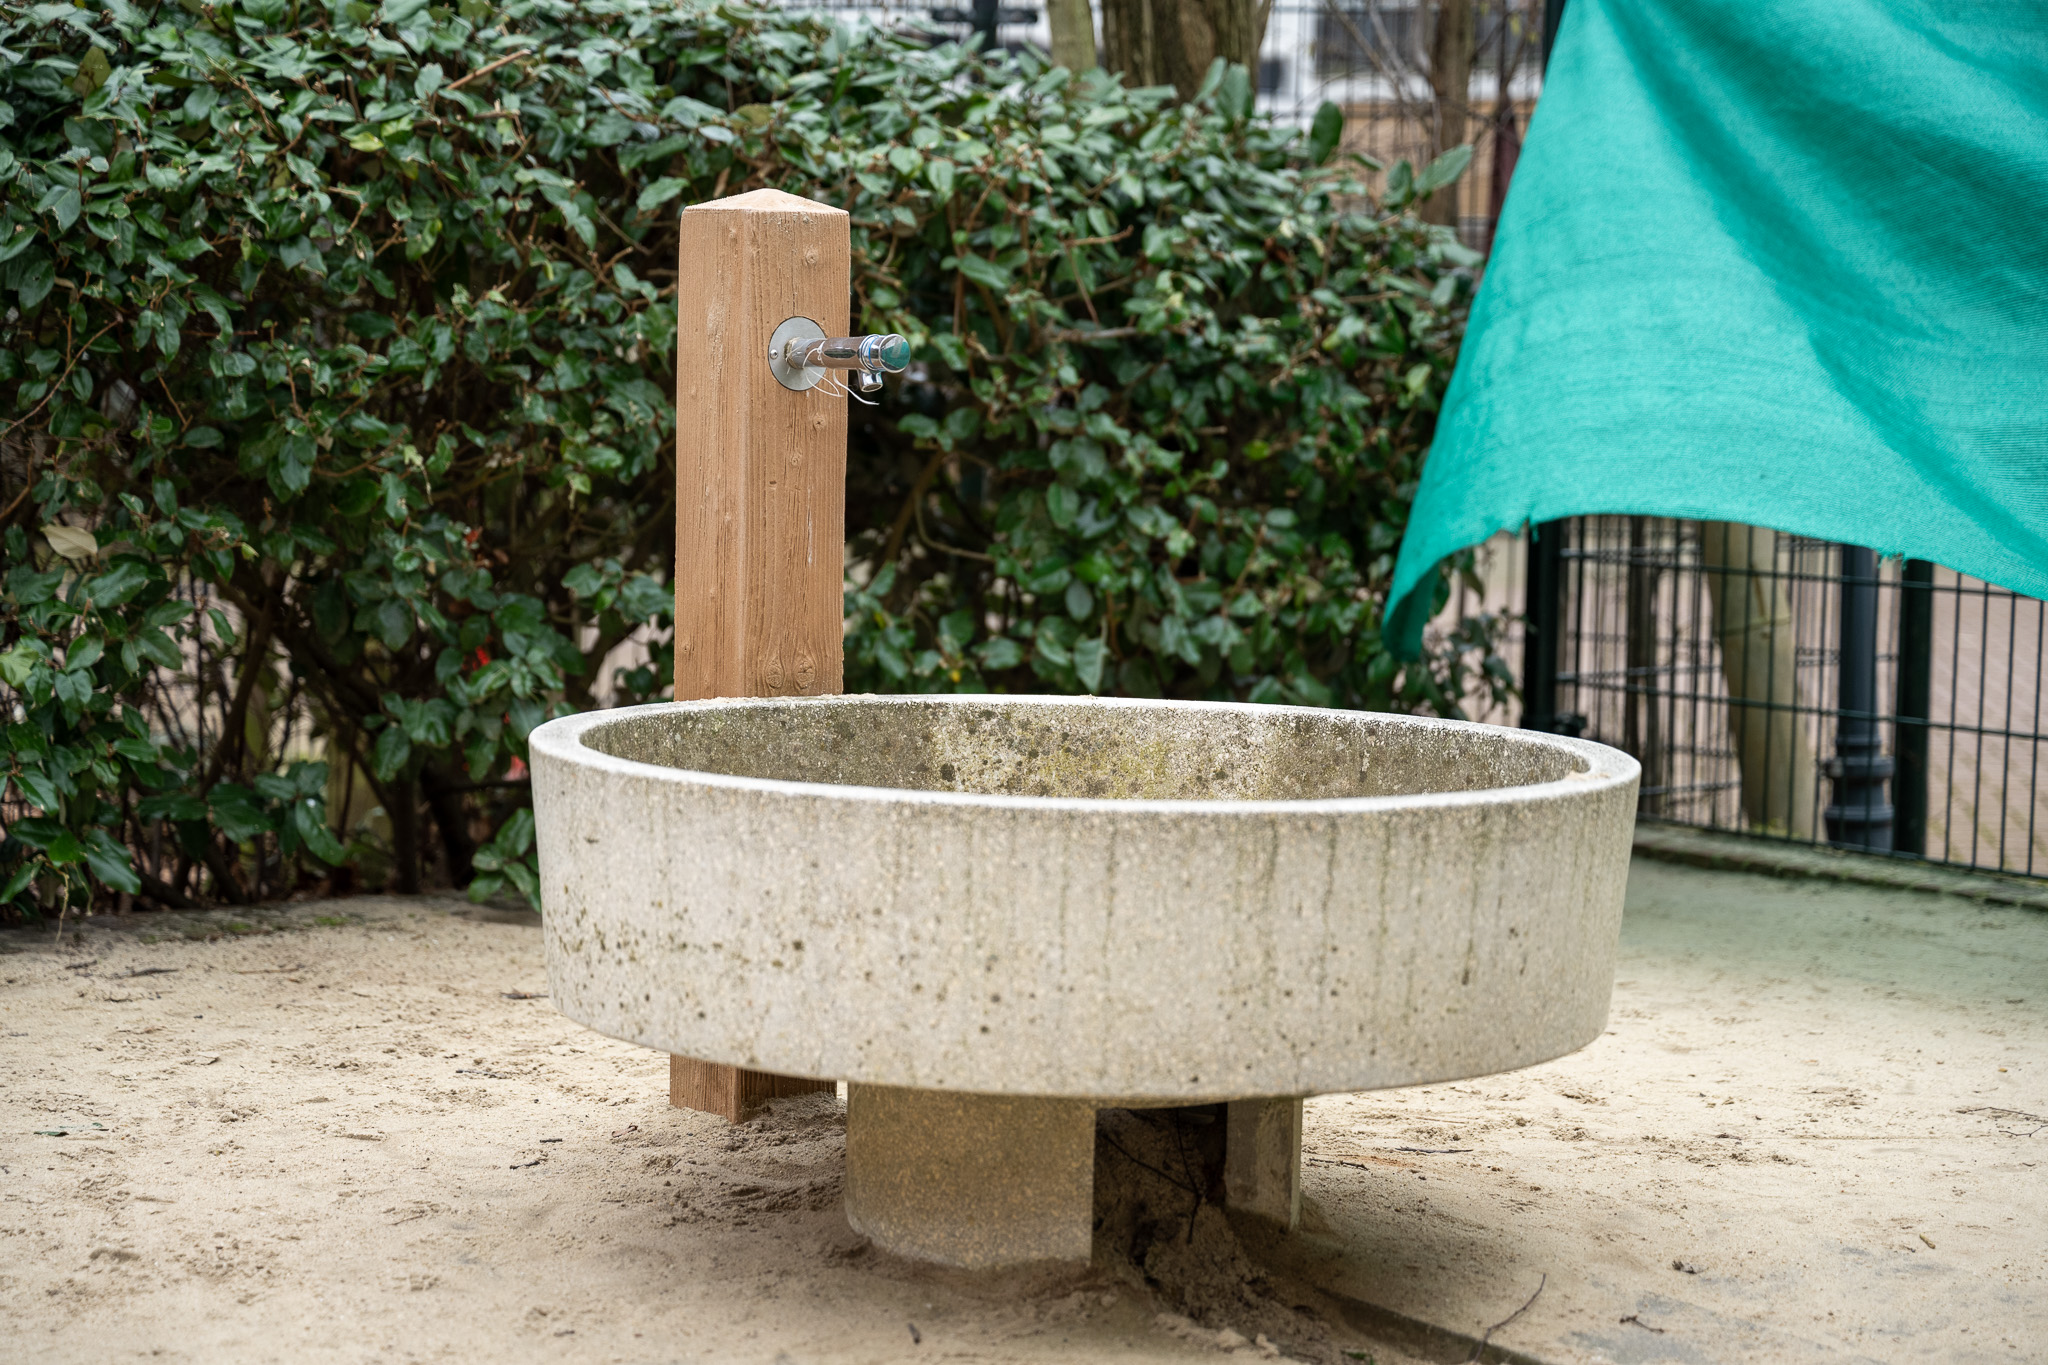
<box><xmin>617</xmin><ymin>575</ymin><xmax>671</xmax><ymax>623</ymax></box>
<box><xmin>956</xmin><ymin>254</ymin><xmax>1008</xmax><ymax>290</ymax></box>
<box><xmin>63</xmin><ymin>636</ymin><xmax>104</xmax><ymax>673</ymax></box>
<box><xmin>134</xmin><ymin>628</ymin><xmax>182</xmax><ymax>669</ymax></box>
<box><xmin>1414</xmin><ymin>144</ymin><xmax>1474</xmax><ymax>197</ymax></box>
<box><xmin>0</xmin><ymin>863</ymin><xmax>36</xmax><ymax>905</ymax></box>
<box><xmin>139</xmin><ymin>792</ymin><xmax>208</xmax><ymax>821</ymax></box>
<box><xmin>0</xmin><ymin>643</ymin><xmax>42</xmax><ymax>686</ymax></box>
<box><xmin>114</xmin><ymin>737</ymin><xmax>158</xmax><ymax>763</ymax></box>
<box><xmin>1046</xmin><ymin>484</ymin><xmax>1080</xmax><ymax>528</ymax></box>
<box><xmin>926</xmin><ymin>158</ymin><xmax>956</xmax><ymax>200</ymax></box>
<box><xmin>372</xmin><ymin>724</ymin><xmax>411</xmax><ymax>781</ymax></box>
<box><xmin>17</xmin><ymin>257</ymin><xmax>55</xmax><ymax>309</ymax></box>
<box><xmin>636</xmin><ymin>177</ymin><xmax>688</xmax><ymax>212</ymax></box>
<box><xmin>492</xmin><ymin>807</ymin><xmax>534</xmax><ymax>857</ymax></box>
<box><xmin>1072</xmin><ymin>637</ymin><xmax>1107</xmax><ymax>693</ymax></box>
<box><xmin>1308</xmin><ymin>101</ymin><xmax>1344</xmax><ymax>167</ymax></box>
<box><xmin>1385</xmin><ymin>159</ymin><xmax>1415</xmax><ymax>205</ymax></box>
<box><xmin>502</xmin><ymin>858</ymin><xmax>540</xmax><ymax>910</ymax></box>
<box><xmin>37</xmin><ymin>186</ymin><xmax>82</xmax><ymax>233</ymax></box>
<box><xmin>1215</xmin><ymin>62</ymin><xmax>1252</xmax><ymax>123</ymax></box>
<box><xmin>976</xmin><ymin>637</ymin><xmax>1023</xmax><ymax>671</ymax></box>
<box><xmin>83</xmin><ymin>830</ymin><xmax>141</xmax><ymax>895</ymax></box>
<box><xmin>376</xmin><ymin>598</ymin><xmax>413</xmax><ymax>650</ymax></box>
<box><xmin>71</xmin><ymin>46</ymin><xmax>111</xmax><ymax>97</ymax></box>
<box><xmin>291</xmin><ymin>801</ymin><xmax>347</xmax><ymax>865</ymax></box>
<box><xmin>11</xmin><ymin>818</ymin><xmax>82</xmax><ymax>864</ymax></box>
<box><xmin>13</xmin><ymin>768</ymin><xmax>60</xmax><ymax>811</ymax></box>
<box><xmin>83</xmin><ymin>560</ymin><xmax>151</xmax><ymax>608</ymax></box>
<box><xmin>210</xmin><ymin>784</ymin><xmax>273</xmax><ymax>842</ymax></box>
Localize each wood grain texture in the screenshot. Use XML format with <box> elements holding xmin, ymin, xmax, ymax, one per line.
<box><xmin>668</xmin><ymin>188</ymin><xmax>847</xmax><ymax>1122</ymax></box>
<box><xmin>673</xmin><ymin>187</ymin><xmax>848</xmax><ymax>702</ymax></box>
<box><xmin>669</xmin><ymin>1054</ymin><xmax>832</xmax><ymax>1125</ymax></box>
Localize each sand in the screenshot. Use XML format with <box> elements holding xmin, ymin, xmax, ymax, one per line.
<box><xmin>2</xmin><ymin>858</ymin><xmax>2043</xmax><ymax>1364</ymax></box>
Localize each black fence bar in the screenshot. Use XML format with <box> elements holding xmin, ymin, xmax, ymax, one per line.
<box><xmin>1894</xmin><ymin>558</ymin><xmax>1935</xmax><ymax>856</ymax></box>
<box><xmin>1544</xmin><ymin>517</ymin><xmax>2046</xmax><ymax>881</ymax></box>
<box><xmin>1521</xmin><ymin>518</ymin><xmax>1565</xmax><ymax>733</ymax></box>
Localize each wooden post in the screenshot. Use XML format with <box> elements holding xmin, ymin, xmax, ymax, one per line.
<box><xmin>667</xmin><ymin>187</ymin><xmax>847</xmax><ymax>1122</ymax></box>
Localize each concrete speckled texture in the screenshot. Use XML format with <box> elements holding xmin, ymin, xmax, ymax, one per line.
<box><xmin>843</xmin><ymin>1085</ymin><xmax>1096</xmax><ymax>1268</ymax></box>
<box><xmin>530</xmin><ymin>695</ymin><xmax>1639</xmax><ymax>1101</ymax></box>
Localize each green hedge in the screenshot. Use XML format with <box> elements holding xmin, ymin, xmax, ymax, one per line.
<box><xmin>0</xmin><ymin>0</ymin><xmax>1500</xmax><ymax>916</ymax></box>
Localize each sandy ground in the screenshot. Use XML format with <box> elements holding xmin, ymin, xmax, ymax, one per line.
<box><xmin>2</xmin><ymin>858</ymin><xmax>2043</xmax><ymax>1364</ymax></box>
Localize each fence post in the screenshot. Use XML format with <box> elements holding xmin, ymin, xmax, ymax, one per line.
<box><xmin>666</xmin><ymin>188</ymin><xmax>849</xmax><ymax>1122</ymax></box>
<box><xmin>1622</xmin><ymin>517</ymin><xmax>1664</xmax><ymax>812</ymax></box>
<box><xmin>1892</xmin><ymin>559</ymin><xmax>1935</xmax><ymax>856</ymax></box>
<box><xmin>1824</xmin><ymin>544</ymin><xmax>1895</xmax><ymax>851</ymax></box>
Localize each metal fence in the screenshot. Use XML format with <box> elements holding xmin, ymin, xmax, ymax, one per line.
<box><xmin>1522</xmin><ymin>518</ymin><xmax>2047</xmax><ymax>880</ymax></box>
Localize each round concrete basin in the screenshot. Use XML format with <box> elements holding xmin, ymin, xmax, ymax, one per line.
<box><xmin>530</xmin><ymin>695</ymin><xmax>1639</xmax><ymax>1265</ymax></box>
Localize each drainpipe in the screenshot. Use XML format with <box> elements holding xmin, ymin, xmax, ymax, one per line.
<box><xmin>1824</xmin><ymin>544</ymin><xmax>1894</xmax><ymax>850</ymax></box>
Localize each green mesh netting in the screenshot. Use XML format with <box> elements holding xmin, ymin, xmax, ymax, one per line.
<box><xmin>1387</xmin><ymin>0</ymin><xmax>2048</xmax><ymax>658</ymax></box>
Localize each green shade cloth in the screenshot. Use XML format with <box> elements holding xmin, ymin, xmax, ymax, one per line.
<box><xmin>1386</xmin><ymin>0</ymin><xmax>2048</xmax><ymax>658</ymax></box>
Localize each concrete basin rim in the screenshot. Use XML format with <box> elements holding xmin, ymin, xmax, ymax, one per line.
<box><xmin>529</xmin><ymin>694</ymin><xmax>1640</xmax><ymax>816</ymax></box>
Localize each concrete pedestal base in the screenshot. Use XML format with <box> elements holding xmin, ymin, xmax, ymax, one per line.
<box><xmin>844</xmin><ymin>1087</ymin><xmax>1311</xmax><ymax>1267</ymax></box>
<box><xmin>1225</xmin><ymin>1097</ymin><xmax>1303</xmax><ymax>1230</ymax></box>
<box><xmin>844</xmin><ymin>1085</ymin><xmax>1096</xmax><ymax>1268</ymax></box>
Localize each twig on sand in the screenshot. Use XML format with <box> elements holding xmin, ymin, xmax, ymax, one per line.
<box><xmin>1619</xmin><ymin>1314</ymin><xmax>1665</xmax><ymax>1334</ymax></box>
<box><xmin>1959</xmin><ymin>1105</ymin><xmax>2047</xmax><ymax>1136</ymax></box>
<box><xmin>1465</xmin><ymin>1274</ymin><xmax>1545</xmax><ymax>1364</ymax></box>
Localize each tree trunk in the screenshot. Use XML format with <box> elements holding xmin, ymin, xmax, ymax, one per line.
<box><xmin>1048</xmin><ymin>0</ymin><xmax>1097</xmax><ymax>71</ymax></box>
<box><xmin>1422</xmin><ymin>0</ymin><xmax>1474</xmax><ymax>228</ymax></box>
<box><xmin>1100</xmin><ymin>0</ymin><xmax>1269</xmax><ymax>99</ymax></box>
<box><xmin>1701</xmin><ymin>522</ymin><xmax>1817</xmax><ymax>838</ymax></box>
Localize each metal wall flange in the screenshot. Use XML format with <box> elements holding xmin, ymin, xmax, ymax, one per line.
<box><xmin>768</xmin><ymin>316</ymin><xmax>828</xmax><ymax>392</ymax></box>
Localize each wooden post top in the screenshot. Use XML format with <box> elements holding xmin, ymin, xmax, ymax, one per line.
<box><xmin>683</xmin><ymin>187</ymin><xmax>849</xmax><ymax>218</ymax></box>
